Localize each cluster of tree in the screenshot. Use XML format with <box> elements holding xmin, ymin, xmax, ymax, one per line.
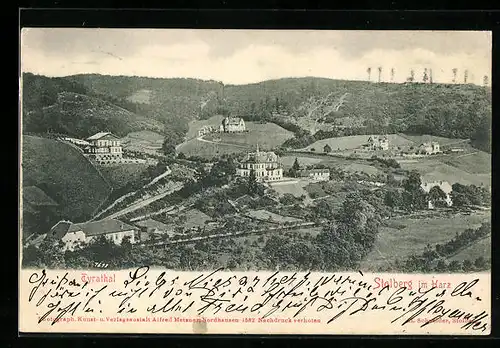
<box><xmin>369</xmin><ymin>156</ymin><xmax>401</xmax><ymax>169</ymax></box>
<box><xmin>385</xmin><ymin>171</ymin><xmax>428</xmax><ymax>211</ymax></box>
<box><xmin>367</xmin><ymin>66</ymin><xmax>489</xmax><ymax>86</ymax></box>
<box><xmin>281</xmin><ymin>126</ymin><xmax>383</xmax><ymax>150</ymax></box>
<box><xmin>287</xmin><ymin>158</ymin><xmax>302</xmax><ymax>177</ymax></box>
<box><xmin>394</xmin><ymin>222</ymin><xmax>490</xmax><ymax>273</ymax></box>
<box><xmin>450</xmin><ymin>183</ymin><xmax>490</xmax><ymax>208</ymax></box>
<box><xmin>400</xmin><ymin>254</ymin><xmax>490</xmax><ymax>273</ymax></box>
<box><xmin>435</xmin><ymin>223</ymin><xmax>490</xmax><ymax>256</ymax></box>
<box><xmin>22</xmin><ymin>234</ymin><xmax>227</xmax><ymax>271</ymax></box>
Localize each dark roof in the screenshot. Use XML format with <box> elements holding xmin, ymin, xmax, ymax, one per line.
<box><xmin>23</xmin><ymin>186</ymin><xmax>58</xmax><ymax>207</ymax></box>
<box><xmin>87</xmin><ymin>132</ymin><xmax>119</xmax><ymax>141</ymax></box>
<box><xmin>68</xmin><ymin>219</ymin><xmax>138</xmax><ymax>237</ymax></box>
<box><xmin>49</xmin><ymin>220</ymin><xmax>73</xmax><ymax>239</ymax></box>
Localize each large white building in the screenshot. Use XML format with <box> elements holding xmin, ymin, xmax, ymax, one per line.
<box><xmin>419</xmin><ymin>142</ymin><xmax>441</xmax><ymax>155</ymax></box>
<box><xmin>365</xmin><ymin>135</ymin><xmax>389</xmax><ymax>151</ymax></box>
<box><xmin>236</xmin><ymin>146</ymin><xmax>283</xmax><ymax>182</ymax></box>
<box><xmin>49</xmin><ymin>218</ymin><xmax>138</xmax><ymax>251</ymax></box>
<box><xmin>299</xmin><ymin>169</ymin><xmax>330</xmax><ymax>182</ymax></box>
<box><xmin>220</xmin><ymin>117</ymin><xmax>246</xmax><ymax>133</ymax></box>
<box><xmin>84</xmin><ymin>132</ymin><xmax>123</xmax><ymax>164</ymax></box>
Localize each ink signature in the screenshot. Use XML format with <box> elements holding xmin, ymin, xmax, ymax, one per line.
<box><xmin>25</xmin><ymin>267</ymin><xmax>489</xmax><ymax>332</ymax></box>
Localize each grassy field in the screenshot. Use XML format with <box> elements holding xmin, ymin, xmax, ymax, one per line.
<box><xmin>281</xmin><ymin>156</ymin><xmax>323</xmax><ymax>168</ymax></box>
<box><xmin>281</xmin><ymin>153</ymin><xmax>383</xmax><ymax>177</ymax></box>
<box><xmin>181</xmin><ymin>209</ymin><xmax>212</xmax><ymax>229</ymax></box>
<box><xmin>22</xmin><ymin>135</ymin><xmax>112</xmax><ymax>222</ymax></box>
<box><xmin>302</xmin><ymin>134</ymin><xmax>414</xmax><ymax>152</ymax></box>
<box><xmin>448</xmin><ymin>237</ymin><xmax>491</xmax><ymax>263</ymax></box>
<box><xmin>210</xmin><ymin>122</ymin><xmax>294</xmax><ymax>150</ymax></box>
<box><xmin>121</xmin><ymin>130</ymin><xmax>164</xmax><ymax>153</ymax></box>
<box><xmin>442</xmin><ymin>151</ymin><xmax>491</xmax><ymax>175</ymax></box>
<box><xmin>360</xmin><ymin>211</ymin><xmax>491</xmax><ymax>271</ymax></box>
<box><xmin>180</xmin><ymin>118</ymin><xmax>293</xmax><ymax>158</ymax></box>
<box><xmin>343</xmin><ymin>163</ymin><xmax>383</xmax><ymax>175</ymax></box>
<box><xmin>99</xmin><ymin>163</ymin><xmax>150</xmax><ymax>190</ymax></box>
<box><xmin>186</xmin><ymin>115</ymin><xmax>225</xmax><ymax>139</ymax></box>
<box><xmin>398</xmin><ymin>134</ymin><xmax>468</xmax><ymax>146</ymax></box>
<box><xmin>399</xmin><ymin>158</ymin><xmax>490</xmax><ymax>187</ymax></box>
<box><xmin>177</xmin><ymin>137</ymin><xmax>251</xmax><ymax>159</ymax></box>
<box><xmin>269</xmin><ymin>181</ymin><xmax>310</xmax><ymax>198</ymax></box>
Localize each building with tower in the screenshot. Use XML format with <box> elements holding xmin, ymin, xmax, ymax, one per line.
<box><xmin>236</xmin><ymin>145</ymin><xmax>283</xmax><ymax>182</ymax></box>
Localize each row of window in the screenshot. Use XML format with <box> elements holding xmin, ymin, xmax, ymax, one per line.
<box><xmin>94</xmin><ymin>140</ymin><xmax>121</xmax><ymax>147</ymax></box>
<box><xmin>241</xmin><ymin>163</ymin><xmax>280</xmax><ymax>169</ymax></box>
<box><xmin>238</xmin><ymin>169</ymin><xmax>283</xmax><ymax>177</ymax></box>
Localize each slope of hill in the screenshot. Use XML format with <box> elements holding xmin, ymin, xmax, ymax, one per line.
<box><xmin>224</xmin><ymin>78</ymin><xmax>492</xmax><ymax>153</ymax></box>
<box><xmin>23</xmin><ymin>73</ymin><xmax>491</xmax><ymax>154</ymax></box>
<box><xmin>22</xmin><ymin>135</ymin><xmax>112</xmax><ymax>234</ymax></box>
<box><xmin>447</xmin><ymin>236</ymin><xmax>491</xmax><ymax>263</ymax></box>
<box><xmin>24</xmin><ymin>91</ymin><xmax>164</xmax><ymax>138</ymax></box>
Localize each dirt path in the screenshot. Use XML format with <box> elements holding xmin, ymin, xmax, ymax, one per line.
<box><xmin>91</xmin><ymin>168</ymin><xmax>173</xmax><ymax>221</ymax></box>
<box><xmin>106</xmin><ymin>182</ymin><xmax>184</xmax><ymax>220</ymax></box>
<box><xmin>196</xmin><ymin>135</ymin><xmax>249</xmax><ymax>148</ymax></box>
<box><xmin>148</xmin><ymin>221</ymin><xmax>317</xmax><ymax>247</ymax></box>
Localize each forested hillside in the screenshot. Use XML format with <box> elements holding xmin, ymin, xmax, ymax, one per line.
<box><xmin>22</xmin><ymin>135</ymin><xmax>112</xmax><ymax>237</ymax></box>
<box><xmin>224</xmin><ymin>78</ymin><xmax>492</xmax><ymax>153</ymax></box>
<box><xmin>21</xmin><ymin>73</ymin><xmax>492</xmax><ymax>153</ymax></box>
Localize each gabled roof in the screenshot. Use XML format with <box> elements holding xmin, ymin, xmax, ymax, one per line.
<box><xmin>243</xmin><ymin>151</ymin><xmax>279</xmax><ymax>164</ymax></box>
<box><xmin>224</xmin><ymin>117</ymin><xmax>244</xmax><ymax>126</ymax></box>
<box><xmin>67</xmin><ymin>219</ymin><xmax>138</xmax><ymax>237</ymax></box>
<box><xmin>23</xmin><ymin>186</ymin><xmax>58</xmax><ymax>207</ymax></box>
<box><xmin>49</xmin><ymin>220</ymin><xmax>73</xmax><ymax>239</ymax></box>
<box><xmin>420</xmin><ymin>181</ymin><xmax>452</xmax><ymax>193</ymax></box>
<box><xmin>87</xmin><ymin>132</ymin><xmax>119</xmax><ymax>141</ymax></box>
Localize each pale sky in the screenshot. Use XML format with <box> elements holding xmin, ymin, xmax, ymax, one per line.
<box><xmin>20</xmin><ymin>29</ymin><xmax>492</xmax><ymax>85</ymax></box>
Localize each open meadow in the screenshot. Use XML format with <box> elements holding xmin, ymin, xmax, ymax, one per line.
<box><xmin>360</xmin><ymin>210</ymin><xmax>491</xmax><ymax>271</ymax></box>
<box><xmin>176</xmin><ymin>137</ymin><xmax>251</xmax><ymax>159</ymax></box>
<box><xmin>99</xmin><ymin>163</ymin><xmax>150</xmax><ymax>190</ymax></box>
<box><xmin>120</xmin><ymin>130</ymin><xmax>164</xmax><ymax>154</ymax></box>
<box><xmin>302</xmin><ymin>134</ymin><xmax>415</xmax><ymax>152</ymax></box>
<box><xmin>206</xmin><ymin>121</ymin><xmax>294</xmax><ymax>150</ymax></box>
<box><xmin>178</xmin><ymin>121</ymin><xmax>293</xmax><ymax>158</ymax></box>
<box><xmin>447</xmin><ymin>236</ymin><xmax>491</xmax><ymax>263</ymax></box>
<box><xmin>399</xmin><ymin>157</ymin><xmax>490</xmax><ymax>187</ymax></box>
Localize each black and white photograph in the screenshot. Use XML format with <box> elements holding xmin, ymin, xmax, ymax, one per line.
<box><xmin>20</xmin><ymin>29</ymin><xmax>491</xmax><ymax>274</ymax></box>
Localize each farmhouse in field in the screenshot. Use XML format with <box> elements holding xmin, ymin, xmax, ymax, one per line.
<box><xmin>420</xmin><ymin>180</ymin><xmax>453</xmax><ymax>209</ymax></box>
<box><xmin>220</xmin><ymin>117</ymin><xmax>246</xmax><ymax>133</ymax></box>
<box><xmin>84</xmin><ymin>131</ymin><xmax>123</xmax><ymax>164</ymax></box>
<box><xmin>49</xmin><ymin>218</ymin><xmax>138</xmax><ymax>251</ymax></box>
<box><xmin>364</xmin><ymin>135</ymin><xmax>389</xmax><ymax>151</ymax></box>
<box><xmin>236</xmin><ymin>145</ymin><xmax>283</xmax><ymax>182</ymax></box>
<box><xmin>299</xmin><ymin>169</ymin><xmax>330</xmax><ymax>182</ymax></box>
<box><xmin>419</xmin><ymin>142</ymin><xmax>441</xmax><ymax>155</ymax></box>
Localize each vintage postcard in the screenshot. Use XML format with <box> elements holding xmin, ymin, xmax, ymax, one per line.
<box><xmin>19</xmin><ymin>29</ymin><xmax>492</xmax><ymax>335</ymax></box>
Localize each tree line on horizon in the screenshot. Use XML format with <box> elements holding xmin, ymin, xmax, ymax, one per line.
<box><xmin>366</xmin><ymin>66</ymin><xmax>489</xmax><ymax>86</ymax></box>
